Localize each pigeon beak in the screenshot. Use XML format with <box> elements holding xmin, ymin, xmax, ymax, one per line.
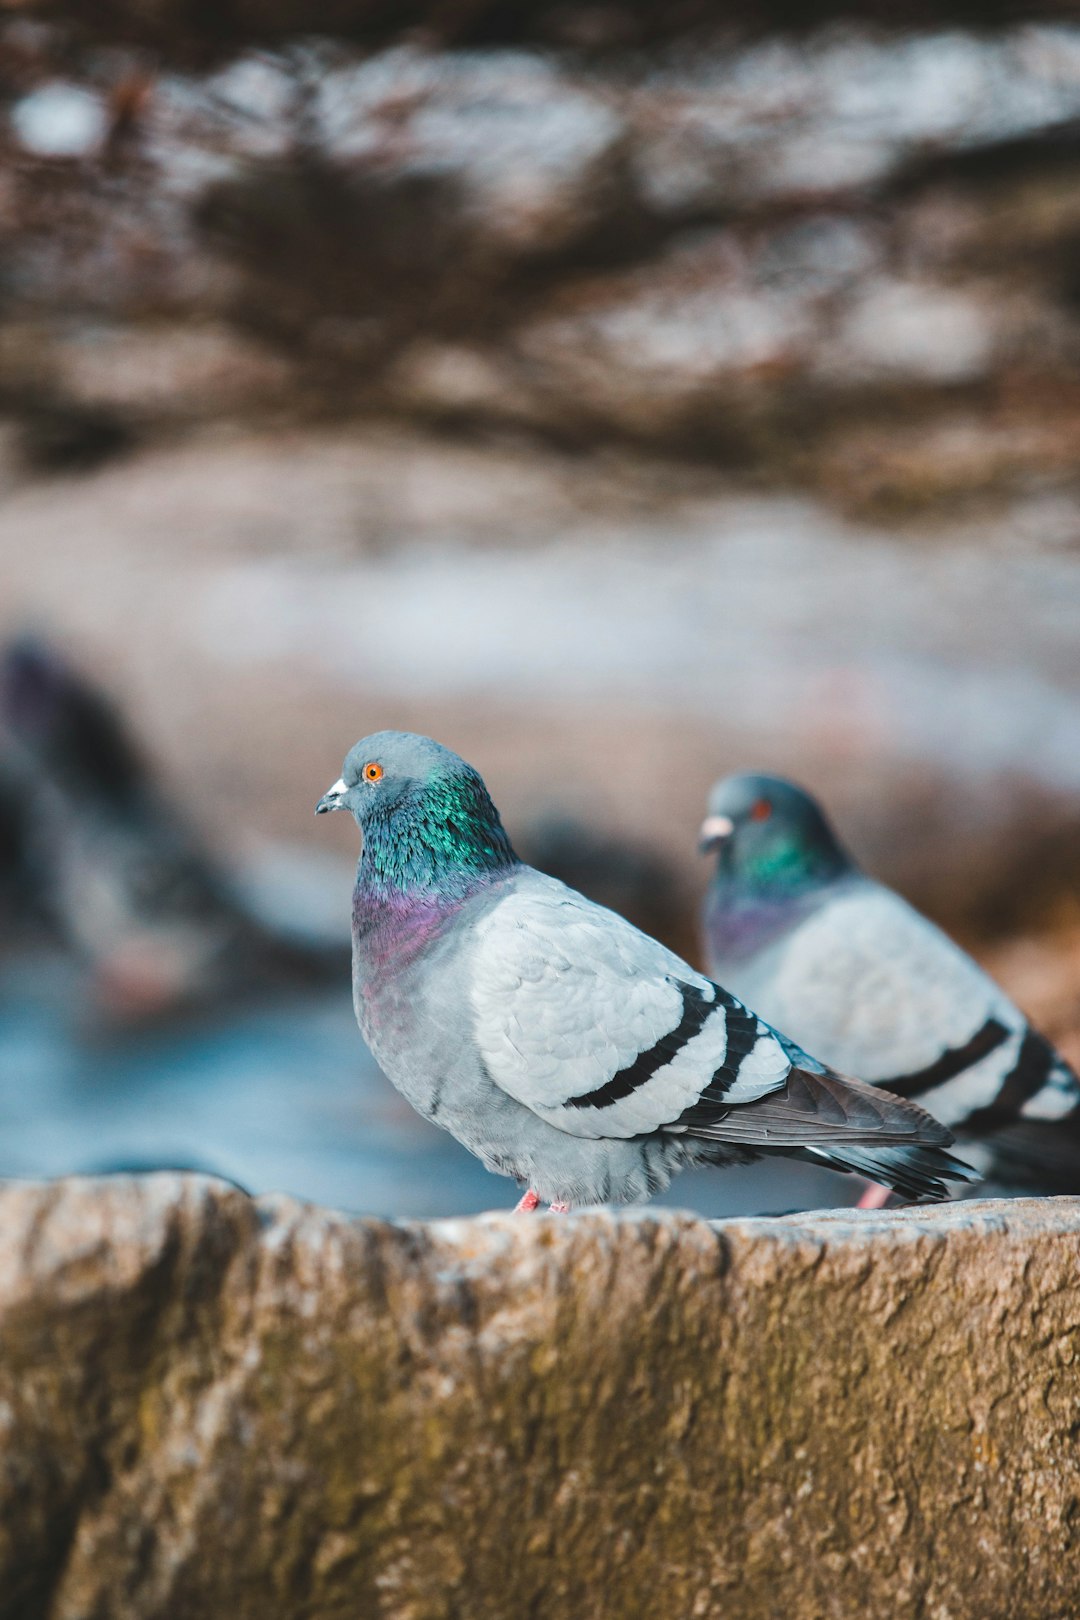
<box><xmin>698</xmin><ymin>814</ymin><xmax>735</xmax><ymax>855</ymax></box>
<box><xmin>315</xmin><ymin>777</ymin><xmax>348</xmax><ymax>816</ymax></box>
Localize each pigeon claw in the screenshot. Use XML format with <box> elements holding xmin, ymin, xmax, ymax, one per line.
<box><xmin>548</xmin><ymin>1201</ymin><xmax>571</xmax><ymax>1214</ymax></box>
<box><xmin>514</xmin><ymin>1189</ymin><xmax>540</xmax><ymax>1213</ymax></box>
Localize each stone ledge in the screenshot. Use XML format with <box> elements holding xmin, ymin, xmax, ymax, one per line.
<box><xmin>0</xmin><ymin>1175</ymin><xmax>1077</xmax><ymax>1618</ymax></box>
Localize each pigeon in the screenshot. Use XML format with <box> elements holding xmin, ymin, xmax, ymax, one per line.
<box><xmin>316</xmin><ymin>731</ymin><xmax>975</xmax><ymax>1211</ymax></box>
<box><xmin>699</xmin><ymin>772</ymin><xmax>1080</xmax><ymax>1200</ymax></box>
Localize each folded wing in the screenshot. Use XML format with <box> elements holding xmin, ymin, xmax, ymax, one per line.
<box><xmin>468</xmin><ymin>874</ymin><xmax>793</xmax><ymax>1140</ymax></box>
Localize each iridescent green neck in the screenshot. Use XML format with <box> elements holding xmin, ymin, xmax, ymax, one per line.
<box><xmin>750</xmin><ymin>840</ymin><xmax>828</xmax><ymax>892</ymax></box>
<box><xmin>707</xmin><ymin>838</ymin><xmax>850</xmax><ymax>963</ymax></box>
<box><xmin>719</xmin><ymin>835</ymin><xmax>850</xmax><ymax>902</ymax></box>
<box><xmin>359</xmin><ymin>770</ymin><xmax>519</xmax><ymax>901</ymax></box>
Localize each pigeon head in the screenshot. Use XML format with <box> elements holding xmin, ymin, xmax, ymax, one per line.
<box><xmin>316</xmin><ymin>731</ymin><xmax>518</xmax><ymax>892</ymax></box>
<box><xmin>700</xmin><ymin>773</ymin><xmax>852</xmax><ymax>896</ymax></box>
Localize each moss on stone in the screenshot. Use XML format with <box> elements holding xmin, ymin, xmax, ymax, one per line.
<box><xmin>0</xmin><ymin>1179</ymin><xmax>1077</xmax><ymax>1618</ymax></box>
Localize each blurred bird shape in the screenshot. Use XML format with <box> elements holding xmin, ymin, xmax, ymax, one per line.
<box><xmin>0</xmin><ymin>744</ymin><xmax>52</xmax><ymax>946</ymax></box>
<box><xmin>1</xmin><ymin>636</ymin><xmax>346</xmax><ymax>1022</ymax></box>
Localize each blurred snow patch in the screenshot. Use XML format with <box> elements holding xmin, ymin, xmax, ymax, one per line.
<box><xmin>11</xmin><ymin>83</ymin><xmax>107</xmax><ymax>158</ymax></box>
<box><xmin>833</xmin><ymin>281</ymin><xmax>995</xmax><ymax>383</ymax></box>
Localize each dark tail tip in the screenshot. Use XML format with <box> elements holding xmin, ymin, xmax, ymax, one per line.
<box><xmin>809</xmin><ymin>1141</ymin><xmax>980</xmax><ymax>1204</ymax></box>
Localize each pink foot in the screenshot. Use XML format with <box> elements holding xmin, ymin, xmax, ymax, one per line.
<box><xmin>514</xmin><ymin>1189</ymin><xmax>540</xmax><ymax>1213</ymax></box>
<box><xmin>857</xmin><ymin>1182</ymin><xmax>893</xmax><ymax>1210</ymax></box>
<box><xmin>548</xmin><ymin>1201</ymin><xmax>571</xmax><ymax>1214</ymax></box>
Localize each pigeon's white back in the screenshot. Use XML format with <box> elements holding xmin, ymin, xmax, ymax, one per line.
<box><xmin>714</xmin><ymin>883</ymin><xmax>1007</xmax><ymax>1072</ymax></box>
<box><xmin>707</xmin><ymin>878</ymin><xmax>1080</xmax><ymax>1132</ymax></box>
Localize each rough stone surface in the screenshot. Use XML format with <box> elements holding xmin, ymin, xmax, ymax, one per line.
<box><xmin>1</xmin><ymin>1175</ymin><xmax>1078</xmax><ymax>1619</ymax></box>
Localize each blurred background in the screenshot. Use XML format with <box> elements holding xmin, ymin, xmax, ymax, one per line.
<box><xmin>1</xmin><ymin>0</ymin><xmax>1079</xmax><ymax>1217</ymax></box>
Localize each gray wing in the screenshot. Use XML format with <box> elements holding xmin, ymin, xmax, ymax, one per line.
<box><xmin>717</xmin><ymin>881</ymin><xmax>1015</xmax><ymax>1082</ymax></box>
<box><xmin>467</xmin><ymin>872</ymin><xmax>796</xmax><ymax>1140</ymax></box>
<box><xmin>717</xmin><ymin>877</ymin><xmax>1080</xmax><ymax>1146</ymax></box>
<box><xmin>465</xmin><ymin>872</ymin><xmax>962</xmax><ymax>1173</ymax></box>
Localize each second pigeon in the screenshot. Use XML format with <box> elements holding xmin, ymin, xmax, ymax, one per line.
<box><xmin>700</xmin><ymin>772</ymin><xmax>1080</xmax><ymax>1198</ymax></box>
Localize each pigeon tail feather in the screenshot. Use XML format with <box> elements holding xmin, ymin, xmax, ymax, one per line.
<box><xmin>681</xmin><ymin>1063</ymin><xmax>979</xmax><ymax>1203</ymax></box>
<box><xmin>799</xmin><ymin>1141</ymin><xmax>979</xmax><ymax>1203</ymax></box>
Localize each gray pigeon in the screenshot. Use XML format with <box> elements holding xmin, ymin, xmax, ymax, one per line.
<box><xmin>317</xmin><ymin>732</ymin><xmax>974</xmax><ymax>1211</ymax></box>
<box><xmin>700</xmin><ymin>772</ymin><xmax>1080</xmax><ymax>1197</ymax></box>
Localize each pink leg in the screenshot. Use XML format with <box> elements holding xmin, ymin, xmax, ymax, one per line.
<box><xmin>857</xmin><ymin>1181</ymin><xmax>893</xmax><ymax>1210</ymax></box>
<box><xmin>548</xmin><ymin>1201</ymin><xmax>571</xmax><ymax>1214</ymax></box>
<box><xmin>514</xmin><ymin>1189</ymin><xmax>540</xmax><ymax>1213</ymax></box>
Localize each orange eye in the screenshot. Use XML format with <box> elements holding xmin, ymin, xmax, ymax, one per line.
<box><xmin>363</xmin><ymin>762</ymin><xmax>384</xmax><ymax>783</ymax></box>
<box><xmin>750</xmin><ymin>798</ymin><xmax>772</xmax><ymax>822</ymax></box>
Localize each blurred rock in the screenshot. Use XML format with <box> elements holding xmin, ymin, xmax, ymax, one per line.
<box><xmin>7</xmin><ymin>0</ymin><xmax>1080</xmax><ymax>56</ymax></box>
<box><xmin>3</xmin><ymin>23</ymin><xmax>1080</xmax><ymax>497</ymax></box>
<box><xmin>627</xmin><ymin>29</ymin><xmax>1080</xmax><ymax>216</ymax></box>
<box><xmin>0</xmin><ymin>1175</ymin><xmax>1079</xmax><ymax>1618</ymax></box>
<box><xmin>188</xmin><ymin>46</ymin><xmax>644</xmax><ymax>353</ymax></box>
<box><xmin>310</xmin><ymin>49</ymin><xmax>632</xmax><ymax>263</ymax></box>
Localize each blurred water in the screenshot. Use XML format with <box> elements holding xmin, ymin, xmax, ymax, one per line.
<box><xmin>0</xmin><ymin>957</ymin><xmax>847</xmax><ymax>1219</ymax></box>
